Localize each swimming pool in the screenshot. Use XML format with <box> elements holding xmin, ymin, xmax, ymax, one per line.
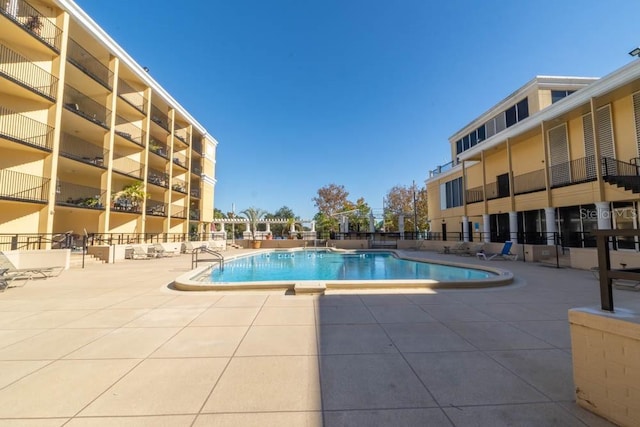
<box><xmin>174</xmin><ymin>249</ymin><xmax>513</xmax><ymax>293</ymax></box>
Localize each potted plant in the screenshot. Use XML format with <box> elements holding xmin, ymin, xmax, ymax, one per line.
<box><xmin>112</xmin><ymin>181</ymin><xmax>148</xmax><ymax>212</ymax></box>
<box><xmin>241</xmin><ymin>207</ymin><xmax>267</xmax><ymax>249</ymax></box>
<box><xmin>25</xmin><ymin>15</ymin><xmax>43</xmax><ymax>34</ymax></box>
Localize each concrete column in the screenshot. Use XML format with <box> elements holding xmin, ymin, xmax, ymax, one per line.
<box><xmin>399</xmin><ymin>215</ymin><xmax>405</xmax><ymax>240</ymax></box>
<box><xmin>544</xmin><ymin>207</ymin><xmax>557</xmax><ymax>246</ymax></box>
<box><xmin>265</xmin><ymin>223</ymin><xmax>271</xmax><ymax>233</ymax></box>
<box><xmin>462</xmin><ymin>215</ymin><xmax>469</xmax><ymax>242</ymax></box>
<box><xmin>482</xmin><ymin>214</ymin><xmax>491</xmax><ymax>243</ymax></box>
<box><xmin>509</xmin><ymin>211</ymin><xmax>518</xmax><ymax>243</ymax></box>
<box><xmin>290</xmin><ymin>221</ymin><xmax>296</xmax><ymax>234</ymax></box>
<box><xmin>311</xmin><ymin>221</ymin><xmax>316</xmax><ymax>232</ymax></box>
<box><xmin>369</xmin><ymin>212</ymin><xmax>375</xmax><ymax>233</ymax></box>
<box><xmin>596</xmin><ymin>202</ymin><xmax>611</xmax><ymax>230</ymax></box>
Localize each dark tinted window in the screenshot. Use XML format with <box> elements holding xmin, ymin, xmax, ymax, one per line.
<box><xmin>505</xmin><ymin>105</ymin><xmax>517</xmax><ymax>127</ymax></box>
<box><xmin>470</xmin><ymin>131</ymin><xmax>478</xmax><ymax>146</ymax></box>
<box><xmin>517</xmin><ymin>98</ymin><xmax>529</xmax><ymax>121</ymax></box>
<box><xmin>463</xmin><ymin>135</ymin><xmax>470</xmax><ymax>150</ymax></box>
<box><xmin>456</xmin><ymin>139</ymin><xmax>463</xmax><ymax>154</ymax></box>
<box><xmin>477</xmin><ymin>125</ymin><xmax>486</xmax><ymax>142</ymax></box>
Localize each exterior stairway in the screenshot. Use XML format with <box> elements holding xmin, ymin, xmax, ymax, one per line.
<box><xmin>69</xmin><ymin>252</ymin><xmax>104</xmax><ymax>268</ymax></box>
<box><xmin>603</xmin><ymin>175</ymin><xmax>640</xmax><ymax>193</ymax></box>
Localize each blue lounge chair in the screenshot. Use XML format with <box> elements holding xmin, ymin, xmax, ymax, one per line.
<box><xmin>476</xmin><ymin>241</ymin><xmax>518</xmax><ymax>261</ymax></box>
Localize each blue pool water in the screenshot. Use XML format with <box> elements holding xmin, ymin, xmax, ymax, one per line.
<box><xmin>207</xmin><ymin>250</ymin><xmax>494</xmax><ymax>283</ymax></box>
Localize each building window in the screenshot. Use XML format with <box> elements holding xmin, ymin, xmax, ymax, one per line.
<box><xmin>516</xmin><ymin>98</ymin><xmax>529</xmax><ymax>121</ymax></box>
<box><xmin>440</xmin><ymin>177</ymin><xmax>464</xmax><ymax>209</ymax></box>
<box><xmin>456</xmin><ymin>139</ymin><xmax>463</xmax><ymax>155</ymax></box>
<box><xmin>551</xmin><ymin>90</ymin><xmax>575</xmax><ymax>104</ymax></box>
<box><xmin>477</xmin><ymin>125</ymin><xmax>486</xmax><ymax>142</ymax></box>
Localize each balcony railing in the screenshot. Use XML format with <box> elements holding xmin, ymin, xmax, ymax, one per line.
<box><xmin>174</xmin><ymin>128</ymin><xmax>189</xmax><ymax>145</ymax></box>
<box><xmin>0</xmin><ymin>0</ymin><xmax>63</xmax><ymax>51</ymax></box>
<box><xmin>112</xmin><ymin>154</ymin><xmax>143</xmax><ymax>179</ymax></box>
<box><xmin>146</xmin><ymin>200</ymin><xmax>167</xmax><ymax>217</ymax></box>
<box><xmin>55</xmin><ymin>181</ymin><xmax>105</xmax><ymax>210</ymax></box>
<box><xmin>0</xmin><ymin>168</ymin><xmax>49</xmax><ymax>203</ymax></box>
<box><xmin>485</xmin><ymin>182</ymin><xmax>499</xmax><ymax>200</ymax></box>
<box><xmin>170</xmin><ymin>205</ymin><xmax>187</xmax><ymax>219</ymax></box>
<box><xmin>114</xmin><ymin>115</ymin><xmax>145</xmax><ymax>146</ymax></box>
<box><xmin>117</xmin><ymin>78</ymin><xmax>146</xmax><ymax>114</ymax></box>
<box><xmin>171</xmin><ymin>178</ymin><xmax>187</xmax><ymax>194</ymax></box>
<box><xmin>63</xmin><ymin>85</ymin><xmax>110</xmax><ymax>129</ymax></box>
<box><xmin>190</xmin><ymin>187</ymin><xmax>201</xmax><ymax>198</ymax></box>
<box><xmin>513</xmin><ymin>168</ymin><xmax>546</xmax><ymax>195</ymax></box>
<box><xmin>429</xmin><ymin>159</ymin><xmax>460</xmax><ymax>178</ymax></box>
<box><xmin>149</xmin><ymin>139</ymin><xmax>169</xmax><ymax>159</ymax></box>
<box><xmin>190</xmin><ymin>208</ymin><xmax>200</xmax><ymax>221</ymax></box>
<box><xmin>150</xmin><ymin>105</ymin><xmax>170</xmax><ymax>132</ymax></box>
<box><xmin>192</xmin><ymin>138</ymin><xmax>202</xmax><ymax>155</ymax></box>
<box><xmin>549</xmin><ymin>155</ymin><xmax>597</xmax><ymax>188</ymax></box>
<box><xmin>0</xmin><ymin>42</ymin><xmax>58</xmax><ymax>100</ymax></box>
<box><xmin>172</xmin><ymin>153</ymin><xmax>187</xmax><ymax>169</ymax></box>
<box><xmin>602</xmin><ymin>156</ymin><xmax>639</xmax><ymax>177</ymax></box>
<box><xmin>60</xmin><ymin>133</ymin><xmax>107</xmax><ymax>167</ymax></box>
<box><xmin>190</xmin><ymin>160</ymin><xmax>202</xmax><ymax>176</ymax></box>
<box><xmin>465</xmin><ymin>186</ymin><xmax>483</xmax><ymax>204</ymax></box>
<box><xmin>67</xmin><ymin>39</ymin><xmax>112</xmax><ymax>89</ymax></box>
<box><xmin>0</xmin><ymin>105</ymin><xmax>54</xmax><ymax>151</ymax></box>
<box><xmin>148</xmin><ymin>168</ymin><xmax>168</xmax><ymax>188</ymax></box>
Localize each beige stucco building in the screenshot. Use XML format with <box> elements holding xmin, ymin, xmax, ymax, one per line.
<box><xmin>0</xmin><ymin>0</ymin><xmax>217</xmax><ymax>246</ymax></box>
<box><xmin>426</xmin><ymin>61</ymin><xmax>640</xmax><ymax>251</ymax></box>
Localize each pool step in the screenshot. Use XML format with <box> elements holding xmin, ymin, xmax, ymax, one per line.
<box><xmin>294</xmin><ymin>282</ymin><xmax>326</xmax><ymax>295</ymax></box>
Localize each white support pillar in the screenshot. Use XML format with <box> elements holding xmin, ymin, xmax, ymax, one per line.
<box><xmin>509</xmin><ymin>211</ymin><xmax>518</xmax><ymax>243</ymax></box>
<box><xmin>265</xmin><ymin>223</ymin><xmax>271</xmax><ymax>233</ymax></box>
<box><xmin>369</xmin><ymin>212</ymin><xmax>375</xmax><ymax>233</ymax></box>
<box><xmin>311</xmin><ymin>221</ymin><xmax>316</xmax><ymax>232</ymax></box>
<box><xmin>462</xmin><ymin>215</ymin><xmax>469</xmax><ymax>242</ymax></box>
<box><xmin>482</xmin><ymin>214</ymin><xmax>491</xmax><ymax>243</ymax></box>
<box><xmin>399</xmin><ymin>215</ymin><xmax>405</xmax><ymax>240</ymax></box>
<box><xmin>544</xmin><ymin>207</ymin><xmax>557</xmax><ymax>246</ymax></box>
<box><xmin>596</xmin><ymin>201</ymin><xmax>611</xmax><ymax>230</ymax></box>
<box><xmin>290</xmin><ymin>221</ymin><xmax>296</xmax><ymax>234</ymax></box>
<box><xmin>343</xmin><ymin>217</ymin><xmax>349</xmax><ymax>233</ymax></box>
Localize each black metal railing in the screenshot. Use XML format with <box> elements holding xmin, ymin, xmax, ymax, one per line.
<box><xmin>110</xmin><ymin>196</ymin><xmax>142</xmax><ymax>213</ymax></box>
<box><xmin>86</xmin><ymin>232</ymin><xmax>194</xmax><ymax>246</ymax></box>
<box><xmin>429</xmin><ymin>159</ymin><xmax>459</xmax><ymax>177</ymax></box>
<box><xmin>465</xmin><ymin>186</ymin><xmax>483</xmax><ymax>204</ymax></box>
<box><xmin>485</xmin><ymin>182</ymin><xmax>499</xmax><ymax>200</ymax></box>
<box><xmin>59</xmin><ymin>133</ymin><xmax>107</xmax><ymax>167</ymax></box>
<box><xmin>147</xmin><ymin>168</ymin><xmax>168</xmax><ymax>188</ymax></box>
<box><xmin>150</xmin><ymin>105</ymin><xmax>170</xmax><ymax>131</ymax></box>
<box><xmin>0</xmin><ymin>105</ymin><xmax>54</xmax><ymax>150</ymax></box>
<box><xmin>171</xmin><ymin>205</ymin><xmax>187</xmax><ymax>219</ymax></box>
<box><xmin>190</xmin><ymin>187</ymin><xmax>201</xmax><ymax>198</ymax></box>
<box><xmin>172</xmin><ymin>153</ymin><xmax>187</xmax><ymax>169</ymax></box>
<box><xmin>112</xmin><ymin>154</ymin><xmax>143</xmax><ymax>179</ymax></box>
<box><xmin>192</xmin><ymin>138</ymin><xmax>202</xmax><ymax>155</ymax></box>
<box><xmin>55</xmin><ymin>181</ymin><xmax>105</xmax><ymax>209</ymax></box>
<box><xmin>0</xmin><ymin>232</ymin><xmax>79</xmax><ymax>251</ymax></box>
<box><xmin>114</xmin><ymin>115</ymin><xmax>145</xmax><ymax>146</ymax></box>
<box><xmin>66</xmin><ymin>38</ymin><xmax>112</xmax><ymax>89</ymax></box>
<box><xmin>602</xmin><ymin>156</ymin><xmax>638</xmax><ymax>177</ymax></box>
<box><xmin>149</xmin><ymin>138</ymin><xmax>169</xmax><ymax>158</ymax></box>
<box><xmin>190</xmin><ymin>208</ymin><xmax>200</xmax><ymax>220</ymax></box>
<box><xmin>0</xmin><ymin>0</ymin><xmax>63</xmax><ymax>51</ymax></box>
<box><xmin>549</xmin><ymin>155</ymin><xmax>597</xmax><ymax>188</ymax></box>
<box><xmin>190</xmin><ymin>160</ymin><xmax>202</xmax><ymax>176</ymax></box>
<box><xmin>117</xmin><ymin>78</ymin><xmax>146</xmax><ymax>114</ymax></box>
<box><xmin>63</xmin><ymin>84</ymin><xmax>110</xmax><ymax>129</ymax></box>
<box><xmin>513</xmin><ymin>168</ymin><xmax>546</xmax><ymax>195</ymax></box>
<box><xmin>0</xmin><ymin>42</ymin><xmax>58</xmax><ymax>100</ymax></box>
<box><xmin>146</xmin><ymin>199</ymin><xmax>167</xmax><ymax>217</ymax></box>
<box><xmin>171</xmin><ymin>178</ymin><xmax>187</xmax><ymax>194</ymax></box>
<box><xmin>0</xmin><ymin>168</ymin><xmax>49</xmax><ymax>203</ymax></box>
<box><xmin>174</xmin><ymin>128</ymin><xmax>189</xmax><ymax>145</ymax></box>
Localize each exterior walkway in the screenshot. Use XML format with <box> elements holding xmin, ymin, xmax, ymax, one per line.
<box><xmin>0</xmin><ymin>250</ymin><xmax>630</xmax><ymax>426</ymax></box>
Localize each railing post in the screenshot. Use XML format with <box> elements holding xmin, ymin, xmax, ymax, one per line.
<box><xmin>82</xmin><ymin>235</ymin><xmax>86</xmax><ymax>269</ymax></box>
<box><xmin>596</xmin><ymin>233</ymin><xmax>614</xmax><ymax>312</ymax></box>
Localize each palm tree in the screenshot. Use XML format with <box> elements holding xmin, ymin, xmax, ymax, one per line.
<box><xmin>240</xmin><ymin>207</ymin><xmax>267</xmax><ymax>242</ymax></box>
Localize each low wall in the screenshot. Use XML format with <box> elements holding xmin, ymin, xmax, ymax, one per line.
<box><xmin>570</xmin><ymin>248</ymin><xmax>640</xmax><ymax>270</ymax></box>
<box><xmin>569</xmin><ymin>307</ymin><xmax>640</xmax><ymax>427</ymax></box>
<box><xmin>3</xmin><ymin>249</ymin><xmax>70</xmax><ymax>270</ymax></box>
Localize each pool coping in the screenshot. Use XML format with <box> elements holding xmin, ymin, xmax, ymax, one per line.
<box><xmin>172</xmin><ymin>248</ymin><xmax>514</xmax><ymax>294</ymax></box>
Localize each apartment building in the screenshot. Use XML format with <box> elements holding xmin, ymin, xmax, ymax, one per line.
<box><xmin>0</xmin><ymin>0</ymin><xmax>217</xmax><ymax>245</ymax></box>
<box><xmin>426</xmin><ymin>61</ymin><xmax>640</xmax><ymax>250</ymax></box>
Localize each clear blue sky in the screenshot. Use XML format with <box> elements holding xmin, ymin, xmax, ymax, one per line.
<box><xmin>76</xmin><ymin>0</ymin><xmax>640</xmax><ymax>220</ymax></box>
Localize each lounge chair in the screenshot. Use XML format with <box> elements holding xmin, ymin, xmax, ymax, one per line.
<box><xmin>459</xmin><ymin>243</ymin><xmax>485</xmax><ymax>257</ymax></box>
<box><xmin>441</xmin><ymin>242</ymin><xmax>469</xmax><ymax>254</ymax></box>
<box><xmin>151</xmin><ymin>243</ymin><xmax>179</xmax><ymax>257</ymax></box>
<box><xmin>125</xmin><ymin>245</ymin><xmax>154</xmax><ymax>260</ymax></box>
<box><xmin>181</xmin><ymin>241</ymin><xmax>208</xmax><ymax>254</ymax></box>
<box><xmin>0</xmin><ymin>252</ymin><xmax>64</xmax><ymax>288</ymax></box>
<box><xmin>477</xmin><ymin>241</ymin><xmax>518</xmax><ymax>261</ymax></box>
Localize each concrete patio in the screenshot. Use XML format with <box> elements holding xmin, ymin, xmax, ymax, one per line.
<box><xmin>0</xmin><ymin>249</ymin><xmax>631</xmax><ymax>426</ymax></box>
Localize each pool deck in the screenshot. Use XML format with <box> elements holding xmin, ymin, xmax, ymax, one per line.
<box><xmin>0</xmin><ymin>249</ymin><xmax>632</xmax><ymax>426</ymax></box>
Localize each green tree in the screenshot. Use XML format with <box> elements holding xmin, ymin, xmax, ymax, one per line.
<box><xmin>313</xmin><ymin>184</ymin><xmax>349</xmax><ymax>232</ymax></box>
<box><xmin>265</xmin><ymin>206</ymin><xmax>297</xmax><ymax>238</ymax></box>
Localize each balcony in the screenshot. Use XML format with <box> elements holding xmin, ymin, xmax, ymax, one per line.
<box><xmin>146</xmin><ymin>199</ymin><xmax>167</xmax><ymax>217</ymax></box>
<box><xmin>67</xmin><ymin>39</ymin><xmax>112</xmax><ymax>89</ymax></box>
<box><xmin>192</xmin><ymin>138</ymin><xmax>202</xmax><ymax>155</ymax></box>
<box><xmin>55</xmin><ymin>181</ymin><xmax>104</xmax><ymax>210</ymax></box>
<box><xmin>190</xmin><ymin>160</ymin><xmax>202</xmax><ymax>176</ymax></box>
<box><xmin>513</xmin><ymin>169</ymin><xmax>546</xmax><ymax>195</ymax></box>
<box><xmin>59</xmin><ymin>133</ymin><xmax>107</xmax><ymax>167</ymax></box>
<box><xmin>429</xmin><ymin>159</ymin><xmax>460</xmax><ymax>178</ymax></box>
<box><xmin>465</xmin><ymin>186</ymin><xmax>483</xmax><ymax>204</ymax></box>
<box><xmin>114</xmin><ymin>115</ymin><xmax>145</xmax><ymax>147</ymax></box>
<box><xmin>0</xmin><ymin>168</ymin><xmax>49</xmax><ymax>203</ymax></box>
<box><xmin>0</xmin><ymin>0</ymin><xmax>63</xmax><ymax>52</ymax></box>
<box><xmin>112</xmin><ymin>154</ymin><xmax>143</xmax><ymax>179</ymax></box>
<box><xmin>150</xmin><ymin>105</ymin><xmax>170</xmax><ymax>132</ymax></box>
<box><xmin>117</xmin><ymin>78</ymin><xmax>146</xmax><ymax>114</ymax></box>
<box><xmin>149</xmin><ymin>139</ymin><xmax>169</xmax><ymax>159</ymax></box>
<box><xmin>171</xmin><ymin>178</ymin><xmax>187</xmax><ymax>194</ymax></box>
<box><xmin>148</xmin><ymin>168</ymin><xmax>168</xmax><ymax>188</ymax></box>
<box><xmin>190</xmin><ymin>208</ymin><xmax>200</xmax><ymax>221</ymax></box>
<box><xmin>63</xmin><ymin>85</ymin><xmax>110</xmax><ymax>129</ymax></box>
<box><xmin>485</xmin><ymin>182</ymin><xmax>500</xmax><ymax>200</ymax></box>
<box><xmin>190</xmin><ymin>187</ymin><xmax>201</xmax><ymax>199</ymax></box>
<box><xmin>172</xmin><ymin>153</ymin><xmax>187</xmax><ymax>169</ymax></box>
<box><xmin>0</xmin><ymin>105</ymin><xmax>53</xmax><ymax>151</ymax></box>
<box><xmin>549</xmin><ymin>155</ymin><xmax>598</xmax><ymax>188</ymax></box>
<box><xmin>174</xmin><ymin>128</ymin><xmax>189</xmax><ymax>145</ymax></box>
<box><xmin>170</xmin><ymin>205</ymin><xmax>186</xmax><ymax>219</ymax></box>
<box><xmin>0</xmin><ymin>42</ymin><xmax>58</xmax><ymax>100</ymax></box>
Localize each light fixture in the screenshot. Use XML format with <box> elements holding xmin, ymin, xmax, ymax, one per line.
<box><xmin>629</xmin><ymin>47</ymin><xmax>640</xmax><ymax>57</ymax></box>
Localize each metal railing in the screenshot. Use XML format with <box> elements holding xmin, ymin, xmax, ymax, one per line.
<box><xmin>190</xmin><ymin>187</ymin><xmax>201</xmax><ymax>198</ymax></box>
<box><xmin>174</xmin><ymin>129</ymin><xmax>189</xmax><ymax>145</ymax></box>
<box><xmin>190</xmin><ymin>160</ymin><xmax>202</xmax><ymax>176</ymax></box>
<box><xmin>170</xmin><ymin>205</ymin><xmax>187</xmax><ymax>219</ymax></box>
<box><xmin>147</xmin><ymin>168</ymin><xmax>168</xmax><ymax>188</ymax></box>
<box><xmin>112</xmin><ymin>154</ymin><xmax>143</xmax><ymax>179</ymax></box>
<box><xmin>465</xmin><ymin>186</ymin><xmax>483</xmax><ymax>204</ymax></box>
<box><xmin>86</xmin><ymin>232</ymin><xmax>192</xmax><ymax>246</ymax></box>
<box><xmin>117</xmin><ymin>78</ymin><xmax>146</xmax><ymax>114</ymax></box>
<box><xmin>149</xmin><ymin>139</ymin><xmax>169</xmax><ymax>158</ymax></box>
<box><xmin>150</xmin><ymin>105</ymin><xmax>170</xmax><ymax>131</ymax></box>
<box><xmin>0</xmin><ymin>0</ymin><xmax>63</xmax><ymax>51</ymax></box>
<box><xmin>172</xmin><ymin>153</ymin><xmax>187</xmax><ymax>169</ymax></box>
<box><xmin>0</xmin><ymin>105</ymin><xmax>54</xmax><ymax>150</ymax></box>
<box><xmin>0</xmin><ymin>42</ymin><xmax>58</xmax><ymax>100</ymax></box>
<box><xmin>63</xmin><ymin>84</ymin><xmax>110</xmax><ymax>129</ymax></box>
<box><xmin>192</xmin><ymin>138</ymin><xmax>202</xmax><ymax>155</ymax></box>
<box><xmin>485</xmin><ymin>181</ymin><xmax>499</xmax><ymax>200</ymax></box>
<box><xmin>114</xmin><ymin>115</ymin><xmax>145</xmax><ymax>146</ymax></box>
<box><xmin>0</xmin><ymin>168</ymin><xmax>49</xmax><ymax>203</ymax></box>
<box><xmin>146</xmin><ymin>200</ymin><xmax>167</xmax><ymax>217</ymax></box>
<box><xmin>59</xmin><ymin>133</ymin><xmax>107</xmax><ymax>167</ymax></box>
<box><xmin>190</xmin><ymin>208</ymin><xmax>200</xmax><ymax>221</ymax></box>
<box><xmin>192</xmin><ymin>247</ymin><xmax>223</xmax><ymax>270</ymax></box>
<box><xmin>110</xmin><ymin>196</ymin><xmax>142</xmax><ymax>213</ymax></box>
<box><xmin>0</xmin><ymin>231</ymin><xmax>79</xmax><ymax>251</ymax></box>
<box><xmin>171</xmin><ymin>178</ymin><xmax>187</xmax><ymax>194</ymax></box>
<box><xmin>513</xmin><ymin>168</ymin><xmax>546</xmax><ymax>195</ymax></box>
<box><xmin>549</xmin><ymin>155</ymin><xmax>597</xmax><ymax>188</ymax></box>
<box><xmin>55</xmin><ymin>181</ymin><xmax>105</xmax><ymax>209</ymax></box>
<box><xmin>429</xmin><ymin>159</ymin><xmax>459</xmax><ymax>177</ymax></box>
<box><xmin>67</xmin><ymin>38</ymin><xmax>112</xmax><ymax>89</ymax></box>
<box><xmin>602</xmin><ymin>156</ymin><xmax>638</xmax><ymax>177</ymax></box>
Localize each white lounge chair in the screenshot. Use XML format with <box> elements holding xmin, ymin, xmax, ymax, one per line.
<box><xmin>0</xmin><ymin>252</ymin><xmax>64</xmax><ymax>288</ymax></box>
<box><xmin>477</xmin><ymin>241</ymin><xmax>518</xmax><ymax>261</ymax></box>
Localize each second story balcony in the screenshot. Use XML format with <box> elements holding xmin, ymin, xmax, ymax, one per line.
<box><xmin>0</xmin><ymin>168</ymin><xmax>49</xmax><ymax>203</ymax></box>
<box><xmin>0</xmin><ymin>105</ymin><xmax>54</xmax><ymax>151</ymax></box>
<box><xmin>67</xmin><ymin>38</ymin><xmax>112</xmax><ymax>89</ymax></box>
<box><xmin>149</xmin><ymin>138</ymin><xmax>169</xmax><ymax>159</ymax></box>
<box><xmin>172</xmin><ymin>153</ymin><xmax>187</xmax><ymax>169</ymax></box>
<box><xmin>171</xmin><ymin>178</ymin><xmax>187</xmax><ymax>194</ymax></box>
<box><xmin>0</xmin><ymin>0</ymin><xmax>63</xmax><ymax>52</ymax></box>
<box><xmin>170</xmin><ymin>205</ymin><xmax>186</xmax><ymax>219</ymax></box>
<box><xmin>55</xmin><ymin>181</ymin><xmax>105</xmax><ymax>210</ymax></box>
<box><xmin>147</xmin><ymin>168</ymin><xmax>168</xmax><ymax>188</ymax></box>
<box><xmin>146</xmin><ymin>199</ymin><xmax>167</xmax><ymax>217</ymax></box>
<box><xmin>190</xmin><ymin>208</ymin><xmax>200</xmax><ymax>221</ymax></box>
<box><xmin>114</xmin><ymin>115</ymin><xmax>145</xmax><ymax>147</ymax></box>
<box><xmin>59</xmin><ymin>132</ymin><xmax>107</xmax><ymax>168</ymax></box>
<box><xmin>0</xmin><ymin>42</ymin><xmax>58</xmax><ymax>100</ymax></box>
<box><xmin>63</xmin><ymin>84</ymin><xmax>110</xmax><ymax>129</ymax></box>
<box><xmin>190</xmin><ymin>187</ymin><xmax>201</xmax><ymax>199</ymax></box>
<box><xmin>190</xmin><ymin>160</ymin><xmax>202</xmax><ymax>176</ymax></box>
